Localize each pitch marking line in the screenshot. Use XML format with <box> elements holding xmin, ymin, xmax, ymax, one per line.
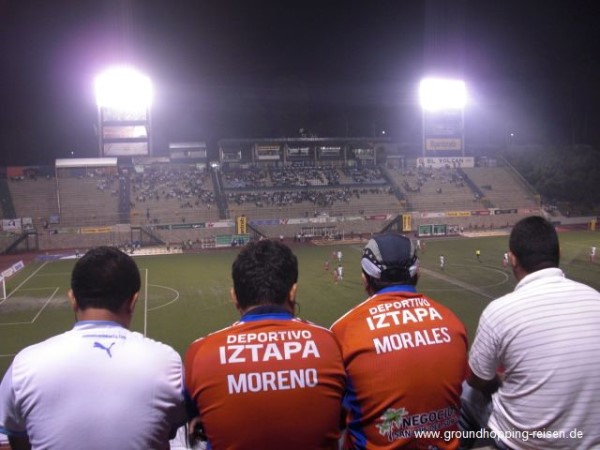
<box><xmin>31</xmin><ymin>287</ymin><xmax>60</xmax><ymax>323</ymax></box>
<box><xmin>0</xmin><ymin>287</ymin><xmax>60</xmax><ymax>326</ymax></box>
<box><xmin>0</xmin><ymin>261</ymin><xmax>49</xmax><ymax>306</ymax></box>
<box><xmin>137</xmin><ymin>267</ymin><xmax>181</xmax><ymax>312</ymax></box>
<box><xmin>147</xmin><ymin>285</ymin><xmax>180</xmax><ymax>311</ymax></box>
<box><xmin>421</xmin><ymin>267</ymin><xmax>495</xmax><ymax>300</ymax></box>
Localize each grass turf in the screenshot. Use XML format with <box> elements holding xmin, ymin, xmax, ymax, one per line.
<box><xmin>1</xmin><ymin>230</ymin><xmax>598</xmax><ymax>377</ymax></box>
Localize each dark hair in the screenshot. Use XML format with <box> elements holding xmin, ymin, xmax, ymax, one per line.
<box><xmin>509</xmin><ymin>216</ymin><xmax>559</xmax><ymax>273</ymax></box>
<box><xmin>232</xmin><ymin>239</ymin><xmax>298</xmax><ymax>309</ymax></box>
<box><xmin>71</xmin><ymin>246</ymin><xmax>141</xmax><ymax>313</ymax></box>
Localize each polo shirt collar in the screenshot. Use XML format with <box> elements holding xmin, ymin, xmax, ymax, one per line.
<box><xmin>515</xmin><ymin>267</ymin><xmax>564</xmax><ymax>291</ymax></box>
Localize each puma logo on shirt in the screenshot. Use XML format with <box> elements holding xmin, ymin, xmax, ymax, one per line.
<box><xmin>94</xmin><ymin>342</ymin><xmax>116</xmax><ymax>358</ymax></box>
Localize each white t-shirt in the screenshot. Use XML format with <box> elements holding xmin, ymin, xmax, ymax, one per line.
<box><xmin>469</xmin><ymin>268</ymin><xmax>600</xmax><ymax>449</ymax></box>
<box><xmin>0</xmin><ymin>321</ymin><xmax>187</xmax><ymax>450</ymax></box>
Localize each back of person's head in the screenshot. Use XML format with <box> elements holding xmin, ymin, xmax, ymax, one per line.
<box><xmin>71</xmin><ymin>246</ymin><xmax>141</xmax><ymax>313</ymax></box>
<box><xmin>509</xmin><ymin>216</ymin><xmax>559</xmax><ymax>273</ymax></box>
<box><xmin>232</xmin><ymin>239</ymin><xmax>298</xmax><ymax>309</ymax></box>
<box><xmin>361</xmin><ymin>233</ymin><xmax>419</xmax><ymax>293</ymax></box>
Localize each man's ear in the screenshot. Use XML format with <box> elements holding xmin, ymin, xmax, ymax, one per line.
<box><xmin>509</xmin><ymin>251</ymin><xmax>518</xmax><ymax>268</ymax></box>
<box><xmin>287</xmin><ymin>282</ymin><xmax>298</xmax><ymax>305</ymax></box>
<box><xmin>289</xmin><ymin>283</ymin><xmax>298</xmax><ymax>302</ymax></box>
<box><xmin>127</xmin><ymin>292</ymin><xmax>139</xmax><ymax>314</ymax></box>
<box><xmin>68</xmin><ymin>289</ymin><xmax>78</xmax><ymax>312</ymax></box>
<box><xmin>230</xmin><ymin>287</ymin><xmax>242</xmax><ymax>313</ymax></box>
<box><xmin>361</xmin><ymin>273</ymin><xmax>374</xmax><ymax>296</ymax></box>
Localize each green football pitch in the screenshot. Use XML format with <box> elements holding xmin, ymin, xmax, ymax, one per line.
<box><xmin>1</xmin><ymin>230</ymin><xmax>598</xmax><ymax>378</ymax></box>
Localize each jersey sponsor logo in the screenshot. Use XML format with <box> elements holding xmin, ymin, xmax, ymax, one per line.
<box><xmin>93</xmin><ymin>341</ymin><xmax>116</xmax><ymax>358</ymax></box>
<box><xmin>219</xmin><ymin>340</ymin><xmax>320</xmax><ymax>364</ymax></box>
<box><xmin>376</xmin><ymin>406</ymin><xmax>458</xmax><ymax>442</ymax></box>
<box><xmin>227</xmin><ymin>368</ymin><xmax>318</xmax><ymax>394</ymax></box>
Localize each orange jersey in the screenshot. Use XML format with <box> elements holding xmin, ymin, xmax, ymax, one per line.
<box><xmin>331</xmin><ymin>286</ymin><xmax>468</xmax><ymax>449</ymax></box>
<box><xmin>185</xmin><ymin>306</ymin><xmax>346</xmax><ymax>450</ymax></box>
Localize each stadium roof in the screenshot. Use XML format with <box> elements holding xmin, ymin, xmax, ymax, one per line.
<box><xmin>55</xmin><ymin>158</ymin><xmax>118</xmax><ymax>168</ymax></box>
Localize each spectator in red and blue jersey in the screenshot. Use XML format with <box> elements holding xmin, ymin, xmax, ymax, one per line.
<box><xmin>331</xmin><ymin>233</ymin><xmax>468</xmax><ymax>449</ymax></box>
<box><xmin>184</xmin><ymin>239</ymin><xmax>346</xmax><ymax>450</ymax></box>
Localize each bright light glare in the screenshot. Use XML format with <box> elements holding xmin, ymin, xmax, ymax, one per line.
<box><xmin>95</xmin><ymin>67</ymin><xmax>153</xmax><ymax>109</ymax></box>
<box><xmin>419</xmin><ymin>78</ymin><xmax>466</xmax><ymax>111</ymax></box>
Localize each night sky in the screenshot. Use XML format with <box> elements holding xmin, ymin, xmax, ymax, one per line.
<box><xmin>0</xmin><ymin>0</ymin><xmax>599</xmax><ymax>165</ymax></box>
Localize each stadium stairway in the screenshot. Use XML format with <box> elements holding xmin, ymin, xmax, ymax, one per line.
<box><xmin>0</xmin><ymin>177</ymin><xmax>15</xmax><ymax>219</ymax></box>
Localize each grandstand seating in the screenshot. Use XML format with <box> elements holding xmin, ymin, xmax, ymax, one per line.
<box><xmin>223</xmin><ymin>164</ymin><xmax>402</xmax><ymax>221</ymax></box>
<box><xmin>129</xmin><ymin>164</ymin><xmax>219</xmax><ymax>225</ymax></box>
<box><xmin>461</xmin><ymin>167</ymin><xmax>539</xmax><ymax>209</ymax></box>
<box><xmin>7</xmin><ymin>177</ymin><xmax>58</xmax><ymax>229</ymax></box>
<box><xmin>37</xmin><ymin>230</ymin><xmax>122</xmax><ymax>251</ymax></box>
<box><xmin>0</xmin><ymin>157</ymin><xmax>544</xmax><ymax>252</ymax></box>
<box><xmin>56</xmin><ymin>175</ymin><xmax>120</xmax><ymax>226</ymax></box>
<box><xmin>386</xmin><ymin>166</ymin><xmax>479</xmax><ymax>211</ymax></box>
<box><xmin>226</xmin><ymin>186</ymin><xmax>401</xmax><ymax>220</ymax></box>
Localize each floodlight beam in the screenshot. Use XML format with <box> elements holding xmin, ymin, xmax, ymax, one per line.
<box><xmin>419</xmin><ymin>78</ymin><xmax>466</xmax><ymax>111</ymax></box>
<box><xmin>95</xmin><ymin>67</ymin><xmax>153</xmax><ymax>110</ymax></box>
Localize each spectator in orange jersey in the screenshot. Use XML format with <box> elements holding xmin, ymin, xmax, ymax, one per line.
<box><xmin>184</xmin><ymin>239</ymin><xmax>346</xmax><ymax>450</ymax></box>
<box><xmin>331</xmin><ymin>233</ymin><xmax>468</xmax><ymax>449</ymax></box>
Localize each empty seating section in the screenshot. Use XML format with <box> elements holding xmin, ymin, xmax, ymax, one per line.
<box><xmin>387</xmin><ymin>167</ymin><xmax>479</xmax><ymax>211</ymax></box>
<box><xmin>37</xmin><ymin>231</ymin><xmax>121</xmax><ymax>250</ymax></box>
<box><xmin>57</xmin><ymin>174</ymin><xmax>120</xmax><ymax>226</ymax></box>
<box><xmin>461</xmin><ymin>167</ymin><xmax>539</xmax><ymax>209</ymax></box>
<box><xmin>129</xmin><ymin>164</ymin><xmax>219</xmax><ymax>225</ymax></box>
<box><xmin>8</xmin><ymin>178</ymin><xmax>58</xmax><ymax>229</ymax></box>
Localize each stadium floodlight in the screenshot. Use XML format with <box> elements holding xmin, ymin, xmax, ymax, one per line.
<box><xmin>419</xmin><ymin>78</ymin><xmax>466</xmax><ymax>111</ymax></box>
<box><xmin>95</xmin><ymin>66</ymin><xmax>153</xmax><ymax>157</ymax></box>
<box><xmin>94</xmin><ymin>66</ymin><xmax>153</xmax><ymax>109</ymax></box>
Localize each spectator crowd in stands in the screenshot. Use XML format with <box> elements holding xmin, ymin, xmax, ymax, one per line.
<box><xmin>129</xmin><ymin>165</ymin><xmax>215</xmax><ymax>214</ymax></box>
<box><xmin>222</xmin><ymin>164</ymin><xmax>385</xmax><ymax>190</ymax></box>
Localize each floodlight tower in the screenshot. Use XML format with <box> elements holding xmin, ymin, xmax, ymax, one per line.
<box><xmin>95</xmin><ymin>67</ymin><xmax>153</xmax><ymax>157</ymax></box>
<box><xmin>419</xmin><ymin>78</ymin><xmax>466</xmax><ymax>157</ymax></box>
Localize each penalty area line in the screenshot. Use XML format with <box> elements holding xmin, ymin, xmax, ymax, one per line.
<box><xmin>31</xmin><ymin>287</ymin><xmax>60</xmax><ymax>323</ymax></box>
<box><xmin>0</xmin><ymin>287</ymin><xmax>61</xmax><ymax>326</ymax></box>
<box><xmin>0</xmin><ymin>261</ymin><xmax>49</xmax><ymax>306</ymax></box>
